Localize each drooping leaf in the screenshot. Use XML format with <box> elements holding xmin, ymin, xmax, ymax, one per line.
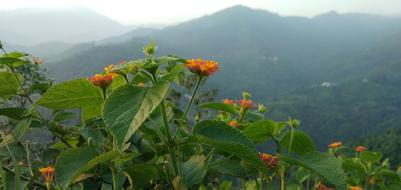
<box><xmin>125</xmin><ymin>164</ymin><xmax>158</xmax><ymax>189</ymax></box>
<box><xmin>280</xmin><ymin>130</ymin><xmax>316</xmax><ymax>156</ymax></box>
<box><xmin>199</xmin><ymin>102</ymin><xmax>236</xmax><ymax>114</ymax></box>
<box><xmin>181</xmin><ymin>155</ymin><xmax>207</xmax><ymax>187</ymax></box>
<box><xmin>242</xmin><ymin>120</ymin><xmax>285</xmax><ymax>143</ymax></box>
<box><xmin>36</xmin><ymin>78</ymin><xmax>104</xmax><ymax>121</ymax></box>
<box><xmin>209</xmin><ymin>158</ymin><xmax>247</xmax><ymax>177</ymax></box>
<box><xmin>280</xmin><ymin>151</ymin><xmax>347</xmax><ymax>189</ymax></box>
<box><xmin>55</xmin><ymin>147</ymin><xmax>119</xmax><ymax>188</ymax></box>
<box><xmin>0</xmin><ymin>57</ymin><xmax>29</xmax><ymax>67</ymax></box>
<box><xmin>103</xmin><ymin>82</ymin><xmax>170</xmax><ymax>149</ymax></box>
<box><xmin>0</xmin><ymin>72</ymin><xmax>20</xmax><ymax>97</ymax></box>
<box><xmin>193</xmin><ymin>120</ymin><xmax>267</xmax><ymax>173</ymax></box>
<box><xmin>359</xmin><ymin>151</ymin><xmax>383</xmax><ymax>163</ymax></box>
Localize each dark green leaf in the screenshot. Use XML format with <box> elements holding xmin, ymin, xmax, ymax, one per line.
<box><xmin>280</xmin><ymin>130</ymin><xmax>316</xmax><ymax>156</ymax></box>
<box><xmin>199</xmin><ymin>102</ymin><xmax>236</xmax><ymax>114</ymax></box>
<box><xmin>181</xmin><ymin>155</ymin><xmax>207</xmax><ymax>187</ymax></box>
<box><xmin>242</xmin><ymin>120</ymin><xmax>285</xmax><ymax>143</ymax></box>
<box><xmin>125</xmin><ymin>164</ymin><xmax>158</xmax><ymax>188</ymax></box>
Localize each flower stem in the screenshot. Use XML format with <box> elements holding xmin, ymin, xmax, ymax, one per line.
<box><xmin>280</xmin><ymin>172</ymin><xmax>286</xmax><ymax>190</ymax></box>
<box><xmin>173</xmin><ymin>75</ymin><xmax>203</xmax><ymax>140</ymax></box>
<box><xmin>288</xmin><ymin>127</ymin><xmax>295</xmax><ymax>154</ymax></box>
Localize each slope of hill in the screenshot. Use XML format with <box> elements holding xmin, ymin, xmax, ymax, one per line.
<box><xmin>0</xmin><ymin>7</ymin><xmax>131</xmax><ymax>45</ymax></box>
<box><xmin>44</xmin><ymin>5</ymin><xmax>401</xmax><ymax>146</ymax></box>
<box><xmin>4</xmin><ymin>41</ymin><xmax>73</xmax><ymax>58</ymax></box>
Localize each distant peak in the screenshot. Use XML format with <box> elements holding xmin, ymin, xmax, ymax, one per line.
<box><xmin>214</xmin><ymin>4</ymin><xmax>278</xmax><ymax>17</ymax></box>
<box><xmin>315</xmin><ymin>11</ymin><xmax>341</xmax><ymax>19</ymax></box>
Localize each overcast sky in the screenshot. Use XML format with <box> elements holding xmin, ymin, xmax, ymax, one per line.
<box><xmin>1</xmin><ymin>0</ymin><xmax>401</xmax><ymax>25</ymax></box>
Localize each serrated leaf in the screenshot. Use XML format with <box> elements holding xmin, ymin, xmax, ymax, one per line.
<box><xmin>242</xmin><ymin>120</ymin><xmax>285</xmax><ymax>143</ymax></box>
<box><xmin>199</xmin><ymin>102</ymin><xmax>236</xmax><ymax>114</ymax></box>
<box><xmin>360</xmin><ymin>151</ymin><xmax>383</xmax><ymax>163</ymax></box>
<box><xmin>210</xmin><ymin>158</ymin><xmax>247</xmax><ymax>177</ymax></box>
<box><xmin>36</xmin><ymin>78</ymin><xmax>104</xmax><ymax>121</ymax></box>
<box><xmin>181</xmin><ymin>155</ymin><xmax>207</xmax><ymax>187</ymax></box>
<box><xmin>0</xmin><ymin>57</ymin><xmax>29</xmax><ymax>67</ymax></box>
<box><xmin>0</xmin><ymin>72</ymin><xmax>20</xmax><ymax>97</ymax></box>
<box><xmin>193</xmin><ymin>120</ymin><xmax>267</xmax><ymax>173</ymax></box>
<box><xmin>55</xmin><ymin>147</ymin><xmax>120</xmax><ymax>188</ymax></box>
<box><xmin>280</xmin><ymin>151</ymin><xmax>346</xmax><ymax>189</ymax></box>
<box><xmin>280</xmin><ymin>130</ymin><xmax>316</xmax><ymax>156</ymax></box>
<box><xmin>103</xmin><ymin>82</ymin><xmax>170</xmax><ymax>149</ymax></box>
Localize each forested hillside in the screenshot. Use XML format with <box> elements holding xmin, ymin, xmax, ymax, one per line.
<box><xmin>41</xmin><ymin>5</ymin><xmax>401</xmax><ymax>147</ymax></box>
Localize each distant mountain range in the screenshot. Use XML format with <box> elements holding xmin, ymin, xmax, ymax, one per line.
<box><xmin>4</xmin><ymin>5</ymin><xmax>401</xmax><ymax>146</ymax></box>
<box><xmin>0</xmin><ymin>7</ymin><xmax>133</xmax><ymax>46</ymax></box>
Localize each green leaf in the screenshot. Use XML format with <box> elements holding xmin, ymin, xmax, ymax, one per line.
<box><xmin>103</xmin><ymin>82</ymin><xmax>170</xmax><ymax>149</ymax></box>
<box><xmin>280</xmin><ymin>130</ymin><xmax>316</xmax><ymax>156</ymax></box>
<box><xmin>55</xmin><ymin>147</ymin><xmax>119</xmax><ymax>188</ymax></box>
<box><xmin>210</xmin><ymin>158</ymin><xmax>247</xmax><ymax>177</ymax></box>
<box><xmin>0</xmin><ymin>57</ymin><xmax>29</xmax><ymax>67</ymax></box>
<box><xmin>280</xmin><ymin>151</ymin><xmax>346</xmax><ymax>189</ymax></box>
<box><xmin>242</xmin><ymin>120</ymin><xmax>285</xmax><ymax>143</ymax></box>
<box><xmin>125</xmin><ymin>164</ymin><xmax>158</xmax><ymax>188</ymax></box>
<box><xmin>181</xmin><ymin>155</ymin><xmax>207</xmax><ymax>187</ymax></box>
<box><xmin>11</xmin><ymin>118</ymin><xmax>32</xmax><ymax>141</ymax></box>
<box><xmin>37</xmin><ymin>78</ymin><xmax>104</xmax><ymax>121</ymax></box>
<box><xmin>359</xmin><ymin>151</ymin><xmax>383</xmax><ymax>163</ymax></box>
<box><xmin>0</xmin><ymin>108</ymin><xmax>26</xmax><ymax>120</ymax></box>
<box><xmin>193</xmin><ymin>120</ymin><xmax>267</xmax><ymax>173</ymax></box>
<box><xmin>199</xmin><ymin>102</ymin><xmax>236</xmax><ymax>114</ymax></box>
<box><xmin>0</xmin><ymin>72</ymin><xmax>20</xmax><ymax>97</ymax></box>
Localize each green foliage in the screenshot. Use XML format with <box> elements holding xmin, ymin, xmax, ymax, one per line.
<box><xmin>0</xmin><ymin>43</ymin><xmax>399</xmax><ymax>190</ymax></box>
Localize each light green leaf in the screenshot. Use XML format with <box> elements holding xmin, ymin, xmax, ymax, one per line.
<box><xmin>55</xmin><ymin>147</ymin><xmax>119</xmax><ymax>188</ymax></box>
<box><xmin>103</xmin><ymin>82</ymin><xmax>170</xmax><ymax>149</ymax></box>
<box><xmin>193</xmin><ymin>120</ymin><xmax>267</xmax><ymax>173</ymax></box>
<box><xmin>0</xmin><ymin>72</ymin><xmax>20</xmax><ymax>97</ymax></box>
<box><xmin>280</xmin><ymin>130</ymin><xmax>316</xmax><ymax>156</ymax></box>
<box><xmin>242</xmin><ymin>120</ymin><xmax>285</xmax><ymax>143</ymax></box>
<box><xmin>37</xmin><ymin>78</ymin><xmax>104</xmax><ymax>120</ymax></box>
<box><xmin>181</xmin><ymin>155</ymin><xmax>207</xmax><ymax>187</ymax></box>
<box><xmin>11</xmin><ymin>118</ymin><xmax>32</xmax><ymax>141</ymax></box>
<box><xmin>280</xmin><ymin>151</ymin><xmax>346</xmax><ymax>189</ymax></box>
<box><xmin>360</xmin><ymin>151</ymin><xmax>383</xmax><ymax>163</ymax></box>
<box><xmin>0</xmin><ymin>57</ymin><xmax>29</xmax><ymax>67</ymax></box>
<box><xmin>199</xmin><ymin>102</ymin><xmax>236</xmax><ymax>114</ymax></box>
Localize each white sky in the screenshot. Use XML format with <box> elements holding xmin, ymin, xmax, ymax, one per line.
<box><xmin>1</xmin><ymin>0</ymin><xmax>401</xmax><ymax>25</ymax></box>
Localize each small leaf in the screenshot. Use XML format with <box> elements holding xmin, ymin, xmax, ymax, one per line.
<box><xmin>359</xmin><ymin>151</ymin><xmax>383</xmax><ymax>163</ymax></box>
<box><xmin>242</xmin><ymin>120</ymin><xmax>285</xmax><ymax>143</ymax></box>
<box><xmin>0</xmin><ymin>72</ymin><xmax>20</xmax><ymax>97</ymax></box>
<box><xmin>0</xmin><ymin>108</ymin><xmax>26</xmax><ymax>120</ymax></box>
<box><xmin>199</xmin><ymin>102</ymin><xmax>236</xmax><ymax>114</ymax></box>
<box><xmin>181</xmin><ymin>155</ymin><xmax>207</xmax><ymax>187</ymax></box>
<box><xmin>280</xmin><ymin>130</ymin><xmax>316</xmax><ymax>156</ymax></box>
<box><xmin>193</xmin><ymin>121</ymin><xmax>267</xmax><ymax>173</ymax></box>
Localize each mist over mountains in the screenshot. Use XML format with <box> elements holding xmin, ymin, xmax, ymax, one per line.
<box><xmin>2</xmin><ymin>5</ymin><xmax>401</xmax><ymax>146</ymax></box>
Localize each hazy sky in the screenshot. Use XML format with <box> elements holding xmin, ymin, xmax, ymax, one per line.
<box><xmin>1</xmin><ymin>0</ymin><xmax>401</xmax><ymax>25</ymax></box>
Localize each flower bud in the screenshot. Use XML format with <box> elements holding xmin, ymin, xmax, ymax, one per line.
<box><xmin>258</xmin><ymin>104</ymin><xmax>267</xmax><ymax>113</ymax></box>
<box><xmin>242</xmin><ymin>91</ymin><xmax>251</xmax><ymax>100</ymax></box>
<box><xmin>287</xmin><ymin>118</ymin><xmax>300</xmax><ymax>128</ymax></box>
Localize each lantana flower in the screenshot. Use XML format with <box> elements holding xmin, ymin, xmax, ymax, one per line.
<box><xmin>355</xmin><ymin>146</ymin><xmax>367</xmax><ymax>152</ymax></box>
<box><xmin>88</xmin><ymin>73</ymin><xmax>117</xmax><ymax>88</ymax></box>
<box><xmin>238</xmin><ymin>99</ymin><xmax>253</xmax><ymax>109</ymax></box>
<box><xmin>223</xmin><ymin>98</ymin><xmax>235</xmax><ymax>105</ymax></box>
<box><xmin>39</xmin><ymin>166</ymin><xmax>55</xmax><ymax>189</ymax></box>
<box><xmin>228</xmin><ymin>120</ymin><xmax>238</xmax><ymax>128</ymax></box>
<box><xmin>349</xmin><ymin>186</ymin><xmax>363</xmax><ymax>190</ymax></box>
<box><xmin>328</xmin><ymin>141</ymin><xmax>342</xmax><ymax>149</ymax></box>
<box><xmin>259</xmin><ymin>153</ymin><xmax>278</xmax><ymax>169</ymax></box>
<box><xmin>186</xmin><ymin>58</ymin><xmax>219</xmax><ymax>76</ymax></box>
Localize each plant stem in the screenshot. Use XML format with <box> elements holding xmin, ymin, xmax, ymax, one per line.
<box><xmin>280</xmin><ymin>172</ymin><xmax>286</xmax><ymax>190</ymax></box>
<box><xmin>111</xmin><ymin>166</ymin><xmax>117</xmax><ymax>190</ymax></box>
<box><xmin>25</xmin><ymin>143</ymin><xmax>34</xmax><ymax>177</ymax></box>
<box><xmin>173</xmin><ymin>75</ymin><xmax>203</xmax><ymax>140</ymax></box>
<box><xmin>288</xmin><ymin>127</ymin><xmax>295</xmax><ymax>154</ymax></box>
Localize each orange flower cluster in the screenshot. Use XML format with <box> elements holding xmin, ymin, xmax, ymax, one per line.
<box><xmin>228</xmin><ymin>120</ymin><xmax>238</xmax><ymax>128</ymax></box>
<box><xmin>259</xmin><ymin>153</ymin><xmax>278</xmax><ymax>169</ymax></box>
<box><xmin>104</xmin><ymin>60</ymin><xmax>126</xmax><ymax>73</ymax></box>
<box><xmin>316</xmin><ymin>182</ymin><xmax>334</xmax><ymax>190</ymax></box>
<box><xmin>328</xmin><ymin>141</ymin><xmax>342</xmax><ymax>149</ymax></box>
<box><xmin>355</xmin><ymin>146</ymin><xmax>367</xmax><ymax>152</ymax></box>
<box><xmin>349</xmin><ymin>186</ymin><xmax>363</xmax><ymax>190</ymax></box>
<box><xmin>88</xmin><ymin>73</ymin><xmax>117</xmax><ymax>88</ymax></box>
<box><xmin>239</xmin><ymin>99</ymin><xmax>253</xmax><ymax>109</ymax></box>
<box><xmin>186</xmin><ymin>58</ymin><xmax>219</xmax><ymax>76</ymax></box>
<box><xmin>223</xmin><ymin>98</ymin><xmax>235</xmax><ymax>105</ymax></box>
<box><xmin>39</xmin><ymin>166</ymin><xmax>55</xmax><ymax>183</ymax></box>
